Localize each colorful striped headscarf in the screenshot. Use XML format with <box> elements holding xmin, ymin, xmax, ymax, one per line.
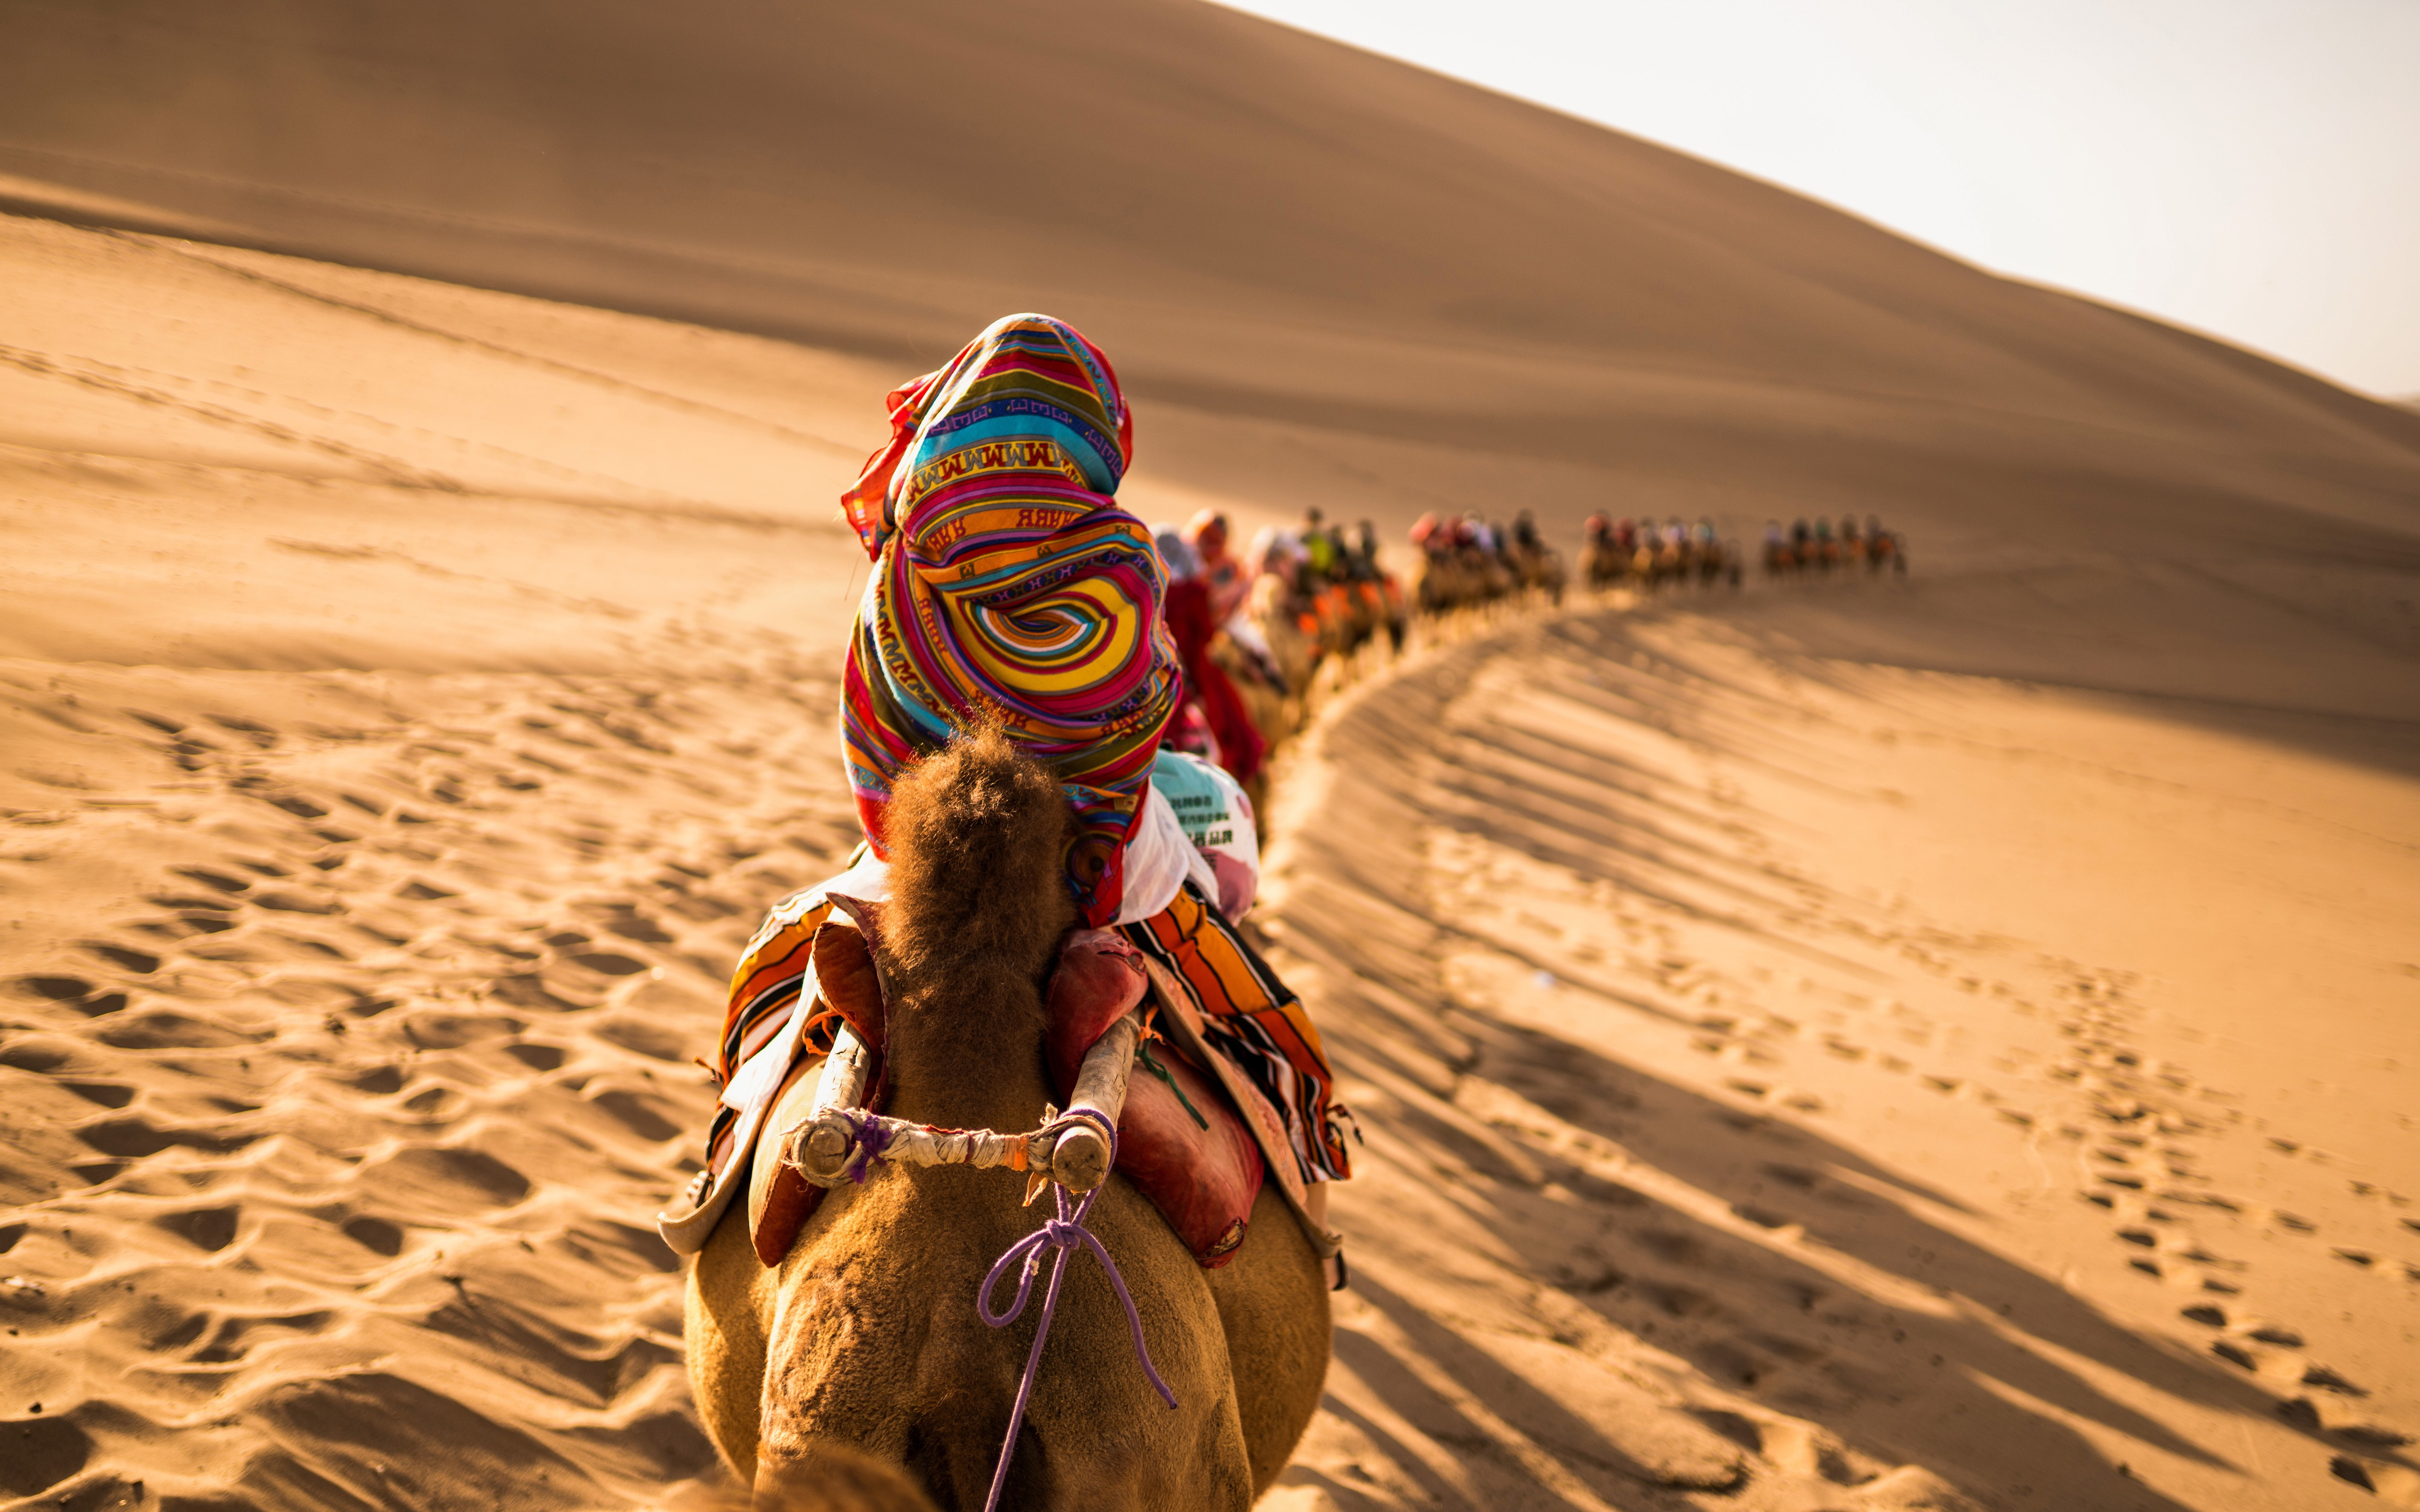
<box><xmin>839</xmin><ymin>314</ymin><xmax>1179</xmax><ymax>927</ymax></box>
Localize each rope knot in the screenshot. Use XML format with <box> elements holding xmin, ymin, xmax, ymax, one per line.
<box><xmin>1037</xmin><ymin>1215</ymin><xmax>1085</xmax><ymax>1246</ymax></box>
<box><xmin>973</xmin><ymin>1124</ymin><xmax>1176</xmax><ymax>1512</ymax></box>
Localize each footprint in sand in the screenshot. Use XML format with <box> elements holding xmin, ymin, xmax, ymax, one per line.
<box><xmin>1</xmin><ymin>652</ymin><xmax>857</xmax><ymax>1505</ymax></box>
<box><xmin>2330</xmin><ymin>1455</ymin><xmax>2420</xmax><ymax>1504</ymax></box>
<box><xmin>12</xmin><ymin>975</ymin><xmax>130</xmax><ymax>1018</ymax></box>
<box><xmin>2302</xmin><ymin>1365</ymin><xmax>2369</xmax><ymax>1397</ymax></box>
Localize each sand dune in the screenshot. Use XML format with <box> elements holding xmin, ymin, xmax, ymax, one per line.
<box><xmin>6</xmin><ymin>0</ymin><xmax>2419</xmax><ymax>553</ymax></box>
<box><xmin>0</xmin><ymin>214</ymin><xmax>879</xmax><ymax>1508</ymax></box>
<box><xmin>1260</xmin><ymin>598</ymin><xmax>2420</xmax><ymax>1511</ymax></box>
<box><xmin>4</xmin><ymin>1</ymin><xmax>2420</xmax><ymax>1507</ymax></box>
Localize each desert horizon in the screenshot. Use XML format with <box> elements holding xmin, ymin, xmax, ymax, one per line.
<box><xmin>3</xmin><ymin>3</ymin><xmax>2417</xmax><ymax>1510</ymax></box>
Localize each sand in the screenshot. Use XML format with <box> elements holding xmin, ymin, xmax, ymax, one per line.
<box><xmin>0</xmin><ymin>214</ymin><xmax>882</xmax><ymax>1508</ymax></box>
<box><xmin>1257</xmin><ymin>594</ymin><xmax>2420</xmax><ymax>1512</ymax></box>
<box><xmin>4</xmin><ymin>2</ymin><xmax>2420</xmax><ymax>1506</ymax></box>
<box><xmin>6</xmin><ymin>209</ymin><xmax>2417</xmax><ymax>1512</ymax></box>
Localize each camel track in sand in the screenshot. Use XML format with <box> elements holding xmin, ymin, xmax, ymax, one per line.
<box><xmin>1251</xmin><ymin>590</ymin><xmax>2420</xmax><ymax>1512</ymax></box>
<box><xmin>0</xmin><ymin>650</ymin><xmax>864</xmax><ymax>1509</ymax></box>
<box><xmin>11</xmin><ymin>578</ymin><xmax>2413</xmax><ymax>1512</ymax></box>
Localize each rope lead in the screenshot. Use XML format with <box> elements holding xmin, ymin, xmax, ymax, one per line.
<box><xmin>973</xmin><ymin>1113</ymin><xmax>1176</xmax><ymax>1512</ymax></box>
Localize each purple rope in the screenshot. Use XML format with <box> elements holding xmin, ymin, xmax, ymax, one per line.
<box><xmin>974</xmin><ymin>1113</ymin><xmax>1176</xmax><ymax>1512</ymax></box>
<box><xmin>838</xmin><ymin>1106</ymin><xmax>894</xmax><ymax>1184</ymax></box>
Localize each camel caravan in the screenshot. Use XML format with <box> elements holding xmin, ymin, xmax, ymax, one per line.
<box><xmin>1577</xmin><ymin>514</ymin><xmax>1741</xmax><ymax>591</ymax></box>
<box><xmin>1120</xmin><ymin>507</ymin><xmax>1411</xmax><ymax>822</ymax></box>
<box><xmin>1755</xmin><ymin>514</ymin><xmax>1909</xmax><ymax>578</ymax></box>
<box><xmin>1575</xmin><ymin>512</ymin><xmax>1908</xmax><ymax>592</ymax></box>
<box><xmin>1406</xmin><ymin>509</ymin><xmax>1568</xmax><ymax>612</ymax></box>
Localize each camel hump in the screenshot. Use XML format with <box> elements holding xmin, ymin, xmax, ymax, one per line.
<box><xmin>881</xmin><ymin>722</ymin><xmax>1075</xmax><ymax>994</ymax></box>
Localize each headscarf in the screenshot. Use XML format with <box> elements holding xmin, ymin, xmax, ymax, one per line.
<box><xmin>1182</xmin><ymin>509</ymin><xmax>1227</xmax><ymax>555</ymax></box>
<box><xmin>839</xmin><ymin>314</ymin><xmax>1179</xmax><ymax>927</ymax></box>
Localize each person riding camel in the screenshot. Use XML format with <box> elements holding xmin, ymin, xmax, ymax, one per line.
<box><xmin>1152</xmin><ymin>529</ymin><xmax>1228</xmax><ymax>769</ymax></box>
<box><xmin>1867</xmin><ymin>513</ymin><xmax>1907</xmax><ymax>573</ymax></box>
<box><xmin>1300</xmin><ymin>507</ymin><xmax>1340</xmax><ymax>590</ymax></box>
<box><xmin>1156</xmin><ymin>524</ymin><xmax>1268</xmax><ymax>786</ymax></box>
<box><xmin>669</xmin><ymin>314</ymin><xmax>1351</xmax><ymax>1270</ymax></box>
<box><xmin>1348</xmin><ymin>520</ymin><xmax>1382</xmax><ymax>581</ymax></box>
<box><xmin>1184</xmin><ymin>509</ymin><xmax>1251</xmax><ymax>627</ymax></box>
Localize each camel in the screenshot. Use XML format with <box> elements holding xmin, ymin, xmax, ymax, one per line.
<box><xmin>685</xmin><ymin>727</ymin><xmax>1331</xmax><ymax>1510</ymax></box>
<box><xmin>1577</xmin><ymin>534</ymin><xmax>1623</xmax><ymax>592</ymax></box>
<box><xmin>1410</xmin><ymin>545</ymin><xmax>1510</xmax><ymax>615</ymax></box>
<box><xmin>1511</xmin><ymin>543</ymin><xmax>1566</xmax><ymax>604</ymax></box>
<box><xmin>1208</xmin><ymin>631</ymin><xmax>1296</xmax><ymax>824</ymax></box>
<box><xmin>1407</xmin><ymin>550</ymin><xmax>1453</xmax><ymax>614</ymax></box>
<box><xmin>1245</xmin><ymin>574</ymin><xmax>1321</xmax><ymax>699</ymax></box>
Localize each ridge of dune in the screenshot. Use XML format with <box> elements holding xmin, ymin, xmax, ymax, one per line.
<box><xmin>4</xmin><ymin>0</ymin><xmax>2419</xmax><ymax>567</ymax></box>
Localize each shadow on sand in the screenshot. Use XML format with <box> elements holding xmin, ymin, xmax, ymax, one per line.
<box><xmin>1260</xmin><ymin>599</ymin><xmax>2392</xmax><ymax>1509</ymax></box>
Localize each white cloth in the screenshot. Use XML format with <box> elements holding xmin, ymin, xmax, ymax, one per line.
<box><xmin>1116</xmin><ymin>780</ymin><xmax>1218</xmax><ymax>925</ymax></box>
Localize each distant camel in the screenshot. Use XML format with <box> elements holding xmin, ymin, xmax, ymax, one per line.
<box><xmin>685</xmin><ymin>727</ymin><xmax>1330</xmax><ymax>1510</ymax></box>
<box><xmin>1578</xmin><ymin>533</ymin><xmax>1626</xmax><ymax>592</ymax></box>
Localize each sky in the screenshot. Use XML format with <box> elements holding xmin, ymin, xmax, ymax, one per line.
<box><xmin>1213</xmin><ymin>0</ymin><xmax>2420</xmax><ymax>399</ymax></box>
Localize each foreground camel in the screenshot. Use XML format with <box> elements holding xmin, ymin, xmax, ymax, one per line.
<box><xmin>686</xmin><ymin>728</ymin><xmax>1331</xmax><ymax>1510</ymax></box>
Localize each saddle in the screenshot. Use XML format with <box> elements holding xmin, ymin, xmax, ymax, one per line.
<box><xmin>745</xmin><ymin>909</ymin><xmax>1267</xmax><ymax>1269</ymax></box>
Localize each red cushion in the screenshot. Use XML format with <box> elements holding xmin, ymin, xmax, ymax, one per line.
<box><xmin>1046</xmin><ymin>930</ymin><xmax>1263</xmax><ymax>1266</ymax></box>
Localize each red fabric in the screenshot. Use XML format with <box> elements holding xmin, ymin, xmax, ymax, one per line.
<box><xmin>1046</xmin><ymin>929</ymin><xmax>1149</xmax><ymax>1054</ymax></box>
<box><xmin>838</xmin><ymin>372</ymin><xmax>943</xmax><ymax>559</ymax></box>
<box><xmin>1046</xmin><ymin>930</ymin><xmax>1263</xmax><ymax>1267</ymax></box>
<box><xmin>752</xmin><ymin>912</ymin><xmax>894</xmax><ymax>1265</ymax></box>
<box><xmin>1184</xmin><ymin>513</ymin><xmax>1250</xmax><ymax>626</ymax></box>
<box><xmin>810</xmin><ymin>916</ymin><xmax>887</xmax><ymax>1048</ymax></box>
<box><xmin>1161</xmin><ymin>580</ymin><xmax>1266</xmax><ymax>784</ymax></box>
<box><xmin>1195</xmin><ymin>665</ymin><xmax>1264</xmax><ymax>785</ymax></box>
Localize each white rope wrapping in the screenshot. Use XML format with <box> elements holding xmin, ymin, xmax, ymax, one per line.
<box><xmin>855</xmin><ymin>1118</ymin><xmax>1035</xmax><ymax>1172</ymax></box>
<box><xmin>781</xmin><ymin>1014</ymin><xmax>1137</xmax><ymax>1191</ymax></box>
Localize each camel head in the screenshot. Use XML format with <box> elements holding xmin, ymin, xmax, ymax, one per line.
<box><xmin>874</xmin><ymin>723</ymin><xmax>1077</xmax><ymax>1125</ymax></box>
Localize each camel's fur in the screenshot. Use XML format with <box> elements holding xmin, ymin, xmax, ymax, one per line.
<box><xmin>686</xmin><ymin>726</ymin><xmax>1330</xmax><ymax>1509</ymax></box>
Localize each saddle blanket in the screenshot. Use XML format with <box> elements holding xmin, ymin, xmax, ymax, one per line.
<box><xmin>658</xmin><ymin>862</ymin><xmax>1283</xmax><ymax>1269</ymax></box>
